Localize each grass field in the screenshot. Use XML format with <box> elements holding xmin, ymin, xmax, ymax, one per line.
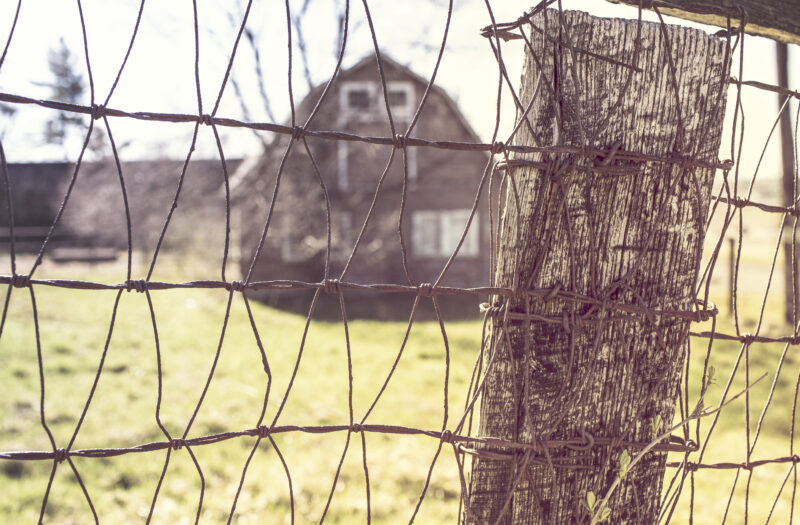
<box><xmin>1</xmin><ymin>257</ymin><xmax>483</xmax><ymax>524</ymax></box>
<box><xmin>1</xmin><ymin>209</ymin><xmax>799</xmax><ymax>525</ymax></box>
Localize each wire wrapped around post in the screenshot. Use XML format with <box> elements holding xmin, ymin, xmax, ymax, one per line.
<box><xmin>465</xmin><ymin>9</ymin><xmax>730</xmax><ymax>525</ymax></box>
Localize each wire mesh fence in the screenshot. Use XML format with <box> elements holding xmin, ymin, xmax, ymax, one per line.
<box><xmin>0</xmin><ymin>0</ymin><xmax>798</xmax><ymax>523</ymax></box>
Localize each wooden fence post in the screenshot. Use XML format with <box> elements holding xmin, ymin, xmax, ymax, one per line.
<box><xmin>466</xmin><ymin>10</ymin><xmax>730</xmax><ymax>524</ymax></box>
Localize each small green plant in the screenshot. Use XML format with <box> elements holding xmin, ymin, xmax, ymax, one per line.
<box><xmin>691</xmin><ymin>365</ymin><xmax>717</xmax><ymax>417</ymax></box>
<box><xmin>705</xmin><ymin>365</ymin><xmax>716</xmax><ymax>387</ymax></box>
<box><xmin>582</xmin><ymin>491</ymin><xmax>611</xmax><ymax>522</ymax></box>
<box><xmin>581</xmin><ymin>491</ymin><xmax>596</xmax><ymax>513</ymax></box>
<box><xmin>617</xmin><ymin>449</ymin><xmax>631</xmax><ymax>479</ymax></box>
<box><xmin>650</xmin><ymin>414</ymin><xmax>662</xmax><ymax>436</ymax></box>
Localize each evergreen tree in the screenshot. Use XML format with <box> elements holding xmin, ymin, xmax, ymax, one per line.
<box><xmin>40</xmin><ymin>38</ymin><xmax>105</xmax><ymax>156</ymax></box>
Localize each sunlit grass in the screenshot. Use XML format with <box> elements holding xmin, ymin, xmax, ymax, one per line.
<box><xmin>0</xmin><ymin>257</ymin><xmax>481</xmax><ymax>523</ymax></box>
<box><xmin>0</xmin><ymin>250</ymin><xmax>798</xmax><ymax>523</ymax></box>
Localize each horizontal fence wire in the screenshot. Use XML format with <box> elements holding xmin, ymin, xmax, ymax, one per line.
<box><xmin>0</xmin><ymin>0</ymin><xmax>798</xmax><ymax>523</ymax></box>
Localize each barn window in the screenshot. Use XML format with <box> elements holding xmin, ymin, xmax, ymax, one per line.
<box><xmin>412</xmin><ymin>211</ymin><xmax>439</xmax><ymax>256</ymax></box>
<box><xmin>347</xmin><ymin>89</ymin><xmax>370</xmax><ymax>110</ymax></box>
<box><xmin>332</xmin><ymin>211</ymin><xmax>352</xmax><ymax>261</ymax></box>
<box><xmin>340</xmin><ymin>81</ymin><xmax>414</xmax><ymax>122</ymax></box>
<box><xmin>386</xmin><ymin>81</ymin><xmax>414</xmax><ymax>121</ymax></box>
<box><xmin>412</xmin><ymin>210</ymin><xmax>479</xmax><ymax>258</ymax></box>
<box><xmin>341</xmin><ymin>81</ymin><xmax>375</xmax><ymax>115</ymax></box>
<box><xmin>280</xmin><ymin>214</ymin><xmax>306</xmax><ymax>263</ymax></box>
<box><xmin>387</xmin><ymin>89</ymin><xmax>406</xmax><ymax>107</ymax></box>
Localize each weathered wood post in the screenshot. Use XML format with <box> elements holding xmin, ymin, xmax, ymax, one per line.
<box><xmin>466</xmin><ymin>10</ymin><xmax>729</xmax><ymax>524</ymax></box>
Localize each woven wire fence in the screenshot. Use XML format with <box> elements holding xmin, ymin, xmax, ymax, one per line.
<box><xmin>0</xmin><ymin>0</ymin><xmax>798</xmax><ymax>523</ymax></box>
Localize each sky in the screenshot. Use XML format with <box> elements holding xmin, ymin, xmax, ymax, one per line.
<box><xmin>0</xmin><ymin>0</ymin><xmax>796</xmax><ymax>182</ymax></box>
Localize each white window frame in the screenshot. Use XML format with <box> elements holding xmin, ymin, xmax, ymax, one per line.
<box><xmin>331</xmin><ymin>211</ymin><xmax>352</xmax><ymax>261</ymax></box>
<box><xmin>280</xmin><ymin>215</ymin><xmax>305</xmax><ymax>263</ymax></box>
<box><xmin>340</xmin><ymin>81</ymin><xmax>376</xmax><ymax>122</ymax></box>
<box><xmin>441</xmin><ymin>210</ymin><xmax>479</xmax><ymax>257</ymax></box>
<box><xmin>337</xmin><ymin>140</ymin><xmax>349</xmax><ymax>189</ymax></box>
<box><xmin>412</xmin><ymin>211</ymin><xmax>440</xmax><ymax>257</ymax></box>
<box><xmin>404</xmin><ymin>145</ymin><xmax>418</xmax><ymax>184</ymax></box>
<box><xmin>385</xmin><ymin>81</ymin><xmax>415</xmax><ymax>122</ymax></box>
<box><xmin>412</xmin><ymin>209</ymin><xmax>479</xmax><ymax>259</ymax></box>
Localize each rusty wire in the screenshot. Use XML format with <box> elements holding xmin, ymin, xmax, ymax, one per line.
<box><xmin>0</xmin><ymin>0</ymin><xmax>798</xmax><ymax>523</ymax></box>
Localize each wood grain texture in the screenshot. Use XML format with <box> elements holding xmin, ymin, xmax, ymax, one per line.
<box><xmin>466</xmin><ymin>10</ymin><xmax>729</xmax><ymax>525</ymax></box>
<box><xmin>610</xmin><ymin>0</ymin><xmax>800</xmax><ymax>44</ymax></box>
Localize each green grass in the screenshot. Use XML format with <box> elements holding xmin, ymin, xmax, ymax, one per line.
<box><xmin>0</xmin><ymin>250</ymin><xmax>798</xmax><ymax>524</ymax></box>
<box><xmin>0</xmin><ymin>258</ymin><xmax>481</xmax><ymax>524</ymax></box>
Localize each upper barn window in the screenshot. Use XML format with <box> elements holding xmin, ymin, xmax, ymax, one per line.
<box><xmin>347</xmin><ymin>88</ymin><xmax>371</xmax><ymax>110</ymax></box>
<box><xmin>341</xmin><ymin>81</ymin><xmax>375</xmax><ymax>118</ymax></box>
<box><xmin>386</xmin><ymin>81</ymin><xmax>414</xmax><ymax>121</ymax></box>
<box><xmin>340</xmin><ymin>81</ymin><xmax>414</xmax><ymax>121</ymax></box>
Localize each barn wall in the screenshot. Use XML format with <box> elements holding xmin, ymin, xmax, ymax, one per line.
<box><xmin>238</xmin><ymin>58</ymin><xmax>493</xmax><ymax>318</ymax></box>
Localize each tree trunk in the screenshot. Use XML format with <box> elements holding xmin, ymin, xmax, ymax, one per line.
<box><xmin>778</xmin><ymin>42</ymin><xmax>798</xmax><ymax>324</ymax></box>
<box><xmin>466</xmin><ymin>10</ymin><xmax>729</xmax><ymax>525</ymax></box>
<box><xmin>609</xmin><ymin>0</ymin><xmax>800</xmax><ymax>45</ymax></box>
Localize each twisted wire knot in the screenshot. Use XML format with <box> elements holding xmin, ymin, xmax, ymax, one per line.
<box><xmin>479</xmin><ymin>302</ymin><xmax>502</xmax><ymax>319</ymax></box>
<box><xmin>257</xmin><ymin>425</ymin><xmax>270</xmax><ymax>438</ymax></box>
<box><xmin>600</xmin><ymin>298</ymin><xmax>615</xmax><ymax>314</ymax></box>
<box><xmin>125</xmin><ymin>279</ymin><xmax>148</xmax><ymax>293</ymax></box>
<box><xmin>292</xmin><ymin>126</ymin><xmax>305</xmax><ymax>140</ymax></box>
<box><xmin>594</xmin><ymin>140</ymin><xmax>623</xmax><ymax>166</ymax></box>
<box><xmin>53</xmin><ymin>448</ymin><xmax>69</xmax><ymax>463</ymax></box>
<box><xmin>685</xmin><ymin>461</ymin><xmax>699</xmax><ymax>472</ymax></box>
<box><xmin>393</xmin><ymin>134</ymin><xmax>406</xmax><ymax>149</ymax></box>
<box><xmin>740</xmin><ymin>333</ymin><xmax>755</xmax><ymax>345</ymax></box>
<box><xmin>543</xmin><ymin>283</ymin><xmax>561</xmax><ymax>302</ymax></box>
<box><xmin>792</xmin><ymin>455</ymin><xmax>800</xmax><ymax>464</ymax></box>
<box><xmin>440</xmin><ymin>429</ymin><xmax>454</xmax><ymax>444</ymax></box>
<box><xmin>694</xmin><ymin>309</ymin><xmax>713</xmax><ymax>322</ymax></box>
<box><xmin>737</xmin><ymin>5</ymin><xmax>748</xmax><ymax>27</ymax></box>
<box><xmin>322</xmin><ymin>278</ymin><xmax>340</xmax><ymax>295</ymax></box>
<box><xmin>566</xmin><ymin>429</ymin><xmax>595</xmax><ymax>452</ymax></box>
<box><xmin>564</xmin><ymin>430</ymin><xmax>594</xmax><ymax>451</ymax></box>
<box><xmin>170</xmin><ymin>439</ymin><xmax>186</xmax><ymax>450</ymax></box>
<box><xmin>200</xmin><ymin>114</ymin><xmax>214</xmax><ymax>126</ymax></box>
<box><xmin>714</xmin><ymin>26</ymin><xmax>741</xmax><ymax>38</ymax></box>
<box><xmin>350</xmin><ymin>423</ymin><xmax>363</xmax><ymax>433</ymax></box>
<box><xmin>529</xmin><ymin>435</ymin><xmax>544</xmax><ymax>454</ymax></box>
<box><xmin>728</xmin><ymin>197</ymin><xmax>749</xmax><ymax>209</ymax></box>
<box><xmin>226</xmin><ymin>280</ymin><xmax>245</xmax><ymax>293</ymax></box>
<box><xmin>11</xmin><ymin>274</ymin><xmax>30</xmax><ymax>288</ymax></box>
<box><xmin>491</xmin><ymin>141</ymin><xmax>505</xmax><ymax>155</ymax></box>
<box><xmin>417</xmin><ymin>282</ymin><xmax>434</xmax><ymax>298</ymax></box>
<box><xmin>561</xmin><ymin>310</ymin><xmax>573</xmax><ymax>333</ymax></box>
<box><xmin>90</xmin><ymin>104</ymin><xmax>106</xmax><ymax>120</ymax></box>
<box><xmin>789</xmin><ymin>335</ymin><xmax>800</xmax><ymax>345</ymax></box>
<box><xmin>640</xmin><ymin>306</ymin><xmax>657</xmax><ymax>326</ymax></box>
